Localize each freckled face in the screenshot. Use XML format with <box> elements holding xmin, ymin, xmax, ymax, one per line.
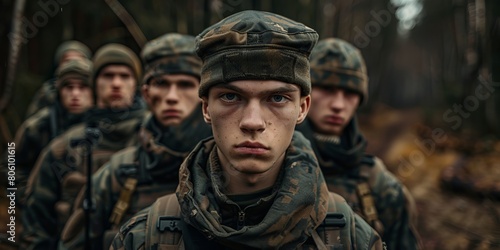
<box><xmin>202</xmin><ymin>80</ymin><xmax>310</xmax><ymax>176</ymax></box>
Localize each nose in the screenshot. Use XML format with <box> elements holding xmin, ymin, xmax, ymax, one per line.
<box><xmin>70</xmin><ymin>86</ymin><xmax>82</xmax><ymax>96</ymax></box>
<box><xmin>111</xmin><ymin>75</ymin><xmax>123</xmax><ymax>88</ymax></box>
<box><xmin>165</xmin><ymin>84</ymin><xmax>179</xmax><ymax>104</ymax></box>
<box><xmin>240</xmin><ymin>100</ymin><xmax>266</xmax><ymax>133</ymax></box>
<box><xmin>329</xmin><ymin>90</ymin><xmax>346</xmax><ymax>111</ymax></box>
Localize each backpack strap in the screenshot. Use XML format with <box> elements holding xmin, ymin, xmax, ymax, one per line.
<box><xmin>356</xmin><ymin>183</ymin><xmax>378</xmax><ymax>223</ymax></box>
<box><xmin>108</xmin><ymin>147</ymin><xmax>140</xmax><ymax>228</ymax></box>
<box><xmin>357</xmin><ymin>156</ymin><xmax>385</xmax><ymax>235</ymax></box>
<box><xmin>313</xmin><ymin>192</ymin><xmax>350</xmax><ymax>249</ymax></box>
<box><xmin>145</xmin><ymin>194</ymin><xmax>184</xmax><ymax>250</ymax></box>
<box><xmin>109</xmin><ymin>177</ymin><xmax>138</xmax><ymax>227</ymax></box>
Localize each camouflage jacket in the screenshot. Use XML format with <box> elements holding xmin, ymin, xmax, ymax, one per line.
<box><xmin>111</xmin><ymin>132</ymin><xmax>383</xmax><ymax>249</ymax></box>
<box><xmin>21</xmin><ymin>102</ymin><xmax>146</xmax><ymax>250</ymax></box>
<box><xmin>297</xmin><ymin>117</ymin><xmax>421</xmax><ymax>250</ymax></box>
<box><xmin>25</xmin><ymin>78</ymin><xmax>57</xmax><ymax>118</ymax></box>
<box><xmin>59</xmin><ymin>107</ymin><xmax>212</xmax><ymax>250</ymax></box>
<box><xmin>2</xmin><ymin>103</ymin><xmax>85</xmax><ymax>204</ymax></box>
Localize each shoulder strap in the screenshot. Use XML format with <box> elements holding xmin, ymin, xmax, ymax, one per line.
<box><xmin>314</xmin><ymin>192</ymin><xmax>351</xmax><ymax>249</ymax></box>
<box><xmin>109</xmin><ymin>177</ymin><xmax>138</xmax><ymax>227</ymax></box>
<box><xmin>356</xmin><ymin>183</ymin><xmax>380</xmax><ymax>227</ymax></box>
<box><xmin>356</xmin><ymin>157</ymin><xmax>385</xmax><ymax>235</ymax></box>
<box><xmin>108</xmin><ymin>147</ymin><xmax>140</xmax><ymax>227</ymax></box>
<box><xmin>145</xmin><ymin>194</ymin><xmax>183</xmax><ymax>250</ymax></box>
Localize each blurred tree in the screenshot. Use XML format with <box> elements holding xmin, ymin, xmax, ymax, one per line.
<box><xmin>1</xmin><ymin>0</ymin><xmax>499</xmax><ymax>150</ymax></box>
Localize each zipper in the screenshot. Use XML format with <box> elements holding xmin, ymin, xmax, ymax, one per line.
<box><xmin>237</xmin><ymin>210</ymin><xmax>245</xmax><ymax>229</ymax></box>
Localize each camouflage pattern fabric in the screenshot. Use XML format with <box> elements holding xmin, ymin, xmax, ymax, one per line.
<box><xmin>59</xmin><ymin>106</ymin><xmax>212</xmax><ymax>250</ymax></box>
<box><xmin>111</xmin><ymin>132</ymin><xmax>383</xmax><ymax>249</ymax></box>
<box><xmin>5</xmin><ymin>102</ymin><xmax>86</xmax><ymax>207</ymax></box>
<box><xmin>21</xmin><ymin>102</ymin><xmax>146</xmax><ymax>249</ymax></box>
<box><xmin>196</xmin><ymin>10</ymin><xmax>318</xmax><ymax>97</ymax></box>
<box><xmin>141</xmin><ymin>33</ymin><xmax>202</xmax><ymax>85</ymax></box>
<box><xmin>3</xmin><ymin>58</ymin><xmax>93</xmax><ymax>202</ymax></box>
<box><xmin>310</xmin><ymin>38</ymin><xmax>369</xmax><ymax>104</ymax></box>
<box><xmin>297</xmin><ymin>117</ymin><xmax>421</xmax><ymax>250</ymax></box>
<box><xmin>25</xmin><ymin>78</ymin><xmax>57</xmax><ymax>118</ymax></box>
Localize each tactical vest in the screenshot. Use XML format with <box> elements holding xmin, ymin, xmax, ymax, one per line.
<box><xmin>325</xmin><ymin>155</ymin><xmax>385</xmax><ymax>236</ymax></box>
<box><xmin>103</xmin><ymin>147</ymin><xmax>178</xmax><ymax>249</ymax></box>
<box><xmin>144</xmin><ymin>192</ymin><xmax>354</xmax><ymax>250</ymax></box>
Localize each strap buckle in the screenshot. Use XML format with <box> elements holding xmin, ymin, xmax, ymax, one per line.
<box><xmin>323</xmin><ymin>212</ymin><xmax>346</xmax><ymax>228</ymax></box>
<box><xmin>157</xmin><ymin>216</ymin><xmax>182</xmax><ymax>232</ymax></box>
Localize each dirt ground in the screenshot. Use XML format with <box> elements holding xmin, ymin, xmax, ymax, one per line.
<box><xmin>359</xmin><ymin>105</ymin><xmax>500</xmax><ymax>250</ymax></box>
<box><xmin>1</xmin><ymin>104</ymin><xmax>499</xmax><ymax>249</ymax></box>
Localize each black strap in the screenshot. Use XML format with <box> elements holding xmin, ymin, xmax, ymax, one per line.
<box><xmin>323</xmin><ymin>212</ymin><xmax>346</xmax><ymax>228</ymax></box>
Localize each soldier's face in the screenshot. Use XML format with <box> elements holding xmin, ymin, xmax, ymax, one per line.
<box><xmin>202</xmin><ymin>80</ymin><xmax>310</xmax><ymax>184</ymax></box>
<box><xmin>308</xmin><ymin>86</ymin><xmax>360</xmax><ymax>135</ymax></box>
<box><xmin>142</xmin><ymin>74</ymin><xmax>200</xmax><ymax>127</ymax></box>
<box><xmin>60</xmin><ymin>79</ymin><xmax>94</xmax><ymax>114</ymax></box>
<box><xmin>95</xmin><ymin>65</ymin><xmax>136</xmax><ymax>109</ymax></box>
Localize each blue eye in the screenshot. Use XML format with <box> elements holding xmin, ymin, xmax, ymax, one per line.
<box><xmin>271</xmin><ymin>95</ymin><xmax>286</xmax><ymax>103</ymax></box>
<box><xmin>221</xmin><ymin>93</ymin><xmax>239</xmax><ymax>102</ymax></box>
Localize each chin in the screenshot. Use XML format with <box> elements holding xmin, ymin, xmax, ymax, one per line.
<box><xmin>160</xmin><ymin>120</ymin><xmax>180</xmax><ymax>127</ymax></box>
<box><xmin>229</xmin><ymin>159</ymin><xmax>275</xmax><ymax>174</ymax></box>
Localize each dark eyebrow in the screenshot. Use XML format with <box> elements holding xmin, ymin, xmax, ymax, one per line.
<box><xmin>215</xmin><ymin>84</ymin><xmax>299</xmax><ymax>95</ymax></box>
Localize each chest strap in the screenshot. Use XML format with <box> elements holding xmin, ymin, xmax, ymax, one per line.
<box><xmin>109</xmin><ymin>177</ymin><xmax>138</xmax><ymax>227</ymax></box>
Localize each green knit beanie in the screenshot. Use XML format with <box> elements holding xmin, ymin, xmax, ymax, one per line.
<box><xmin>92</xmin><ymin>43</ymin><xmax>142</xmax><ymax>84</ymax></box>
<box><xmin>54</xmin><ymin>40</ymin><xmax>92</xmax><ymax>65</ymax></box>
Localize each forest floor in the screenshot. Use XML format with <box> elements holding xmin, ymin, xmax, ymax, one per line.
<box><xmin>359</xmin><ymin>104</ymin><xmax>500</xmax><ymax>250</ymax></box>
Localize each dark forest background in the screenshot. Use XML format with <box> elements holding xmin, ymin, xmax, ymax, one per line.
<box><xmin>0</xmin><ymin>1</ymin><xmax>500</xmax><ymax>249</ymax></box>
<box><xmin>0</xmin><ymin>0</ymin><xmax>499</xmax><ymax>145</ymax></box>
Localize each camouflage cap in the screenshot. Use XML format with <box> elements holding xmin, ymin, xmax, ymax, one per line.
<box><xmin>196</xmin><ymin>10</ymin><xmax>318</xmax><ymax>97</ymax></box>
<box><xmin>54</xmin><ymin>40</ymin><xmax>92</xmax><ymax>65</ymax></box>
<box><xmin>92</xmin><ymin>43</ymin><xmax>142</xmax><ymax>84</ymax></box>
<box><xmin>55</xmin><ymin>58</ymin><xmax>93</xmax><ymax>90</ymax></box>
<box><xmin>141</xmin><ymin>33</ymin><xmax>202</xmax><ymax>85</ymax></box>
<box><xmin>310</xmin><ymin>38</ymin><xmax>368</xmax><ymax>104</ymax></box>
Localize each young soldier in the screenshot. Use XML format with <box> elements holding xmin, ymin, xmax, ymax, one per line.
<box><xmin>10</xmin><ymin>58</ymin><xmax>94</xmax><ymax>205</ymax></box>
<box><xmin>21</xmin><ymin>43</ymin><xmax>146</xmax><ymax>249</ymax></box>
<box><xmin>296</xmin><ymin>38</ymin><xmax>421</xmax><ymax>249</ymax></box>
<box><xmin>59</xmin><ymin>33</ymin><xmax>212</xmax><ymax>250</ymax></box>
<box><xmin>26</xmin><ymin>40</ymin><xmax>92</xmax><ymax>117</ymax></box>
<box><xmin>112</xmin><ymin>10</ymin><xmax>383</xmax><ymax>249</ymax></box>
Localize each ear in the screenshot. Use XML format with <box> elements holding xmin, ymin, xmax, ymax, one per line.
<box><xmin>201</xmin><ymin>97</ymin><xmax>212</xmax><ymax>124</ymax></box>
<box><xmin>297</xmin><ymin>95</ymin><xmax>311</xmax><ymax>124</ymax></box>
<box><xmin>141</xmin><ymin>84</ymin><xmax>151</xmax><ymax>101</ymax></box>
<box><xmin>141</xmin><ymin>84</ymin><xmax>151</xmax><ymax>106</ymax></box>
